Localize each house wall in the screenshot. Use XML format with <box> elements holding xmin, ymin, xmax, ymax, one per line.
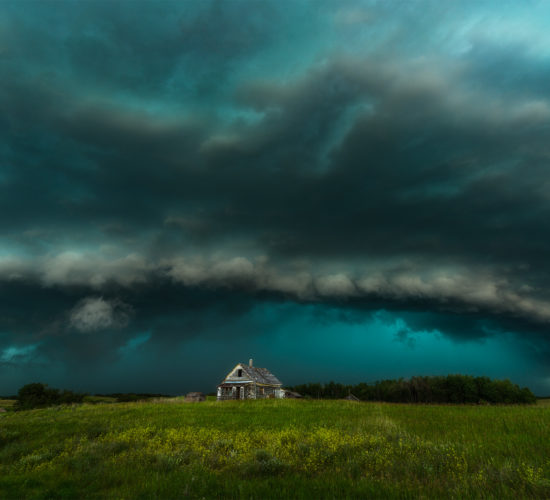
<box><xmin>217</xmin><ymin>384</ymin><xmax>284</xmax><ymax>400</ymax></box>
<box><xmin>217</xmin><ymin>384</ymin><xmax>255</xmax><ymax>400</ymax></box>
<box><xmin>216</xmin><ymin>363</ymin><xmax>285</xmax><ymax>400</ymax></box>
<box><xmin>257</xmin><ymin>386</ymin><xmax>277</xmax><ymax>398</ymax></box>
<box><xmin>246</xmin><ymin>385</ymin><xmax>256</xmax><ymax>399</ymax></box>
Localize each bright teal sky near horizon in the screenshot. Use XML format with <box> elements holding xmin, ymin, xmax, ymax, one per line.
<box><xmin>2</xmin><ymin>0</ymin><xmax>550</xmax><ymax>395</ymax></box>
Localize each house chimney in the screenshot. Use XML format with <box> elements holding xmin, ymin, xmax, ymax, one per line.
<box><xmin>249</xmin><ymin>358</ymin><xmax>253</xmax><ymax>367</ymax></box>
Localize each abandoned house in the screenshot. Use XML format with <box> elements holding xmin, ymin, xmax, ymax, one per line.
<box><xmin>217</xmin><ymin>359</ymin><xmax>284</xmax><ymax>400</ymax></box>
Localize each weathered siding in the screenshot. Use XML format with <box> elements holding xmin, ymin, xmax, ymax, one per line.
<box><xmin>216</xmin><ymin>362</ymin><xmax>284</xmax><ymax>401</ymax></box>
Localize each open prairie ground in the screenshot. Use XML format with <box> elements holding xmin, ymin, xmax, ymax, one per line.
<box><xmin>1</xmin><ymin>399</ymin><xmax>549</xmax><ymax>499</ymax></box>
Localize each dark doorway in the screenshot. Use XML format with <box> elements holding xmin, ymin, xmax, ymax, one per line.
<box><xmin>236</xmin><ymin>386</ymin><xmax>241</xmax><ymax>399</ymax></box>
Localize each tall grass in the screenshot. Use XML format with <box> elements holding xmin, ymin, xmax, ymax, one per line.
<box><xmin>1</xmin><ymin>399</ymin><xmax>549</xmax><ymax>498</ymax></box>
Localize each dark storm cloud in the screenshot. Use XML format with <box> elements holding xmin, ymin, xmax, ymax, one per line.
<box><xmin>2</xmin><ymin>0</ymin><xmax>550</xmax><ymax>391</ymax></box>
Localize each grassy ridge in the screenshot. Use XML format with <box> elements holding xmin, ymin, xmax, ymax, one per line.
<box><xmin>1</xmin><ymin>399</ymin><xmax>550</xmax><ymax>498</ymax></box>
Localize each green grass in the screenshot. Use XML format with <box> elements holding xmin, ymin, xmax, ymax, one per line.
<box><xmin>0</xmin><ymin>399</ymin><xmax>16</xmax><ymax>408</ymax></box>
<box><xmin>1</xmin><ymin>399</ymin><xmax>549</xmax><ymax>498</ymax></box>
<box><xmin>81</xmin><ymin>395</ymin><xmax>118</xmax><ymax>404</ymax></box>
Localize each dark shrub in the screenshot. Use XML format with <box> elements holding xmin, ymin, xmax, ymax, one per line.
<box><xmin>16</xmin><ymin>383</ymin><xmax>85</xmax><ymax>410</ymax></box>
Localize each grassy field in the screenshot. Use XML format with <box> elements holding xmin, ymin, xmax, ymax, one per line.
<box><xmin>1</xmin><ymin>399</ymin><xmax>550</xmax><ymax>499</ymax></box>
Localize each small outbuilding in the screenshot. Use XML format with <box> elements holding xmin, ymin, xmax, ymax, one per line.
<box><xmin>217</xmin><ymin>359</ymin><xmax>284</xmax><ymax>400</ymax></box>
<box><xmin>344</xmin><ymin>393</ymin><xmax>360</xmax><ymax>402</ymax></box>
<box><xmin>284</xmin><ymin>390</ymin><xmax>303</xmax><ymax>399</ymax></box>
<box><xmin>185</xmin><ymin>392</ymin><xmax>206</xmax><ymax>402</ymax></box>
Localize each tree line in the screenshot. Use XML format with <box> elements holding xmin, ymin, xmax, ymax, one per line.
<box><xmin>13</xmin><ymin>383</ymin><xmax>170</xmax><ymax>410</ymax></box>
<box><xmin>10</xmin><ymin>376</ymin><xmax>537</xmax><ymax>410</ymax></box>
<box><xmin>288</xmin><ymin>375</ymin><xmax>536</xmax><ymax>404</ymax></box>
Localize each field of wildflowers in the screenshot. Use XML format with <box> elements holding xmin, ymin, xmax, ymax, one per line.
<box><xmin>1</xmin><ymin>399</ymin><xmax>550</xmax><ymax>498</ymax></box>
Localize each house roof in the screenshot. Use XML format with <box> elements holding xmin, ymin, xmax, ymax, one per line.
<box><xmin>242</xmin><ymin>364</ymin><xmax>282</xmax><ymax>386</ymax></box>
<box><xmin>220</xmin><ymin>363</ymin><xmax>282</xmax><ymax>386</ymax></box>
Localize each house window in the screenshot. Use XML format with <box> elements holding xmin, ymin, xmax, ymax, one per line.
<box><xmin>237</xmin><ymin>369</ymin><xmax>242</xmax><ymax>377</ymax></box>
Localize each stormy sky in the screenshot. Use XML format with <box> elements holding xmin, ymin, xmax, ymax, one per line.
<box><xmin>2</xmin><ymin>0</ymin><xmax>550</xmax><ymax>395</ymax></box>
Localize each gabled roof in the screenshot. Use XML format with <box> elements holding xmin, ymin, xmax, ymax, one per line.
<box><xmin>243</xmin><ymin>365</ymin><xmax>282</xmax><ymax>386</ymax></box>
<box><xmin>221</xmin><ymin>363</ymin><xmax>282</xmax><ymax>386</ymax></box>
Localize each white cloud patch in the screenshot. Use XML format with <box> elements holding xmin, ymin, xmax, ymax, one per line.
<box><xmin>69</xmin><ymin>297</ymin><xmax>131</xmax><ymax>333</ymax></box>
<box><xmin>356</xmin><ymin>270</ymin><xmax>550</xmax><ymax>323</ymax></box>
<box><xmin>165</xmin><ymin>255</ymin><xmax>313</xmax><ymax>297</ymax></box>
<box><xmin>0</xmin><ymin>256</ymin><xmax>30</xmax><ymax>281</ymax></box>
<box><xmin>315</xmin><ymin>273</ymin><xmax>357</xmax><ymax>297</ymax></box>
<box><xmin>43</xmin><ymin>252</ymin><xmax>150</xmax><ymax>288</ymax></box>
